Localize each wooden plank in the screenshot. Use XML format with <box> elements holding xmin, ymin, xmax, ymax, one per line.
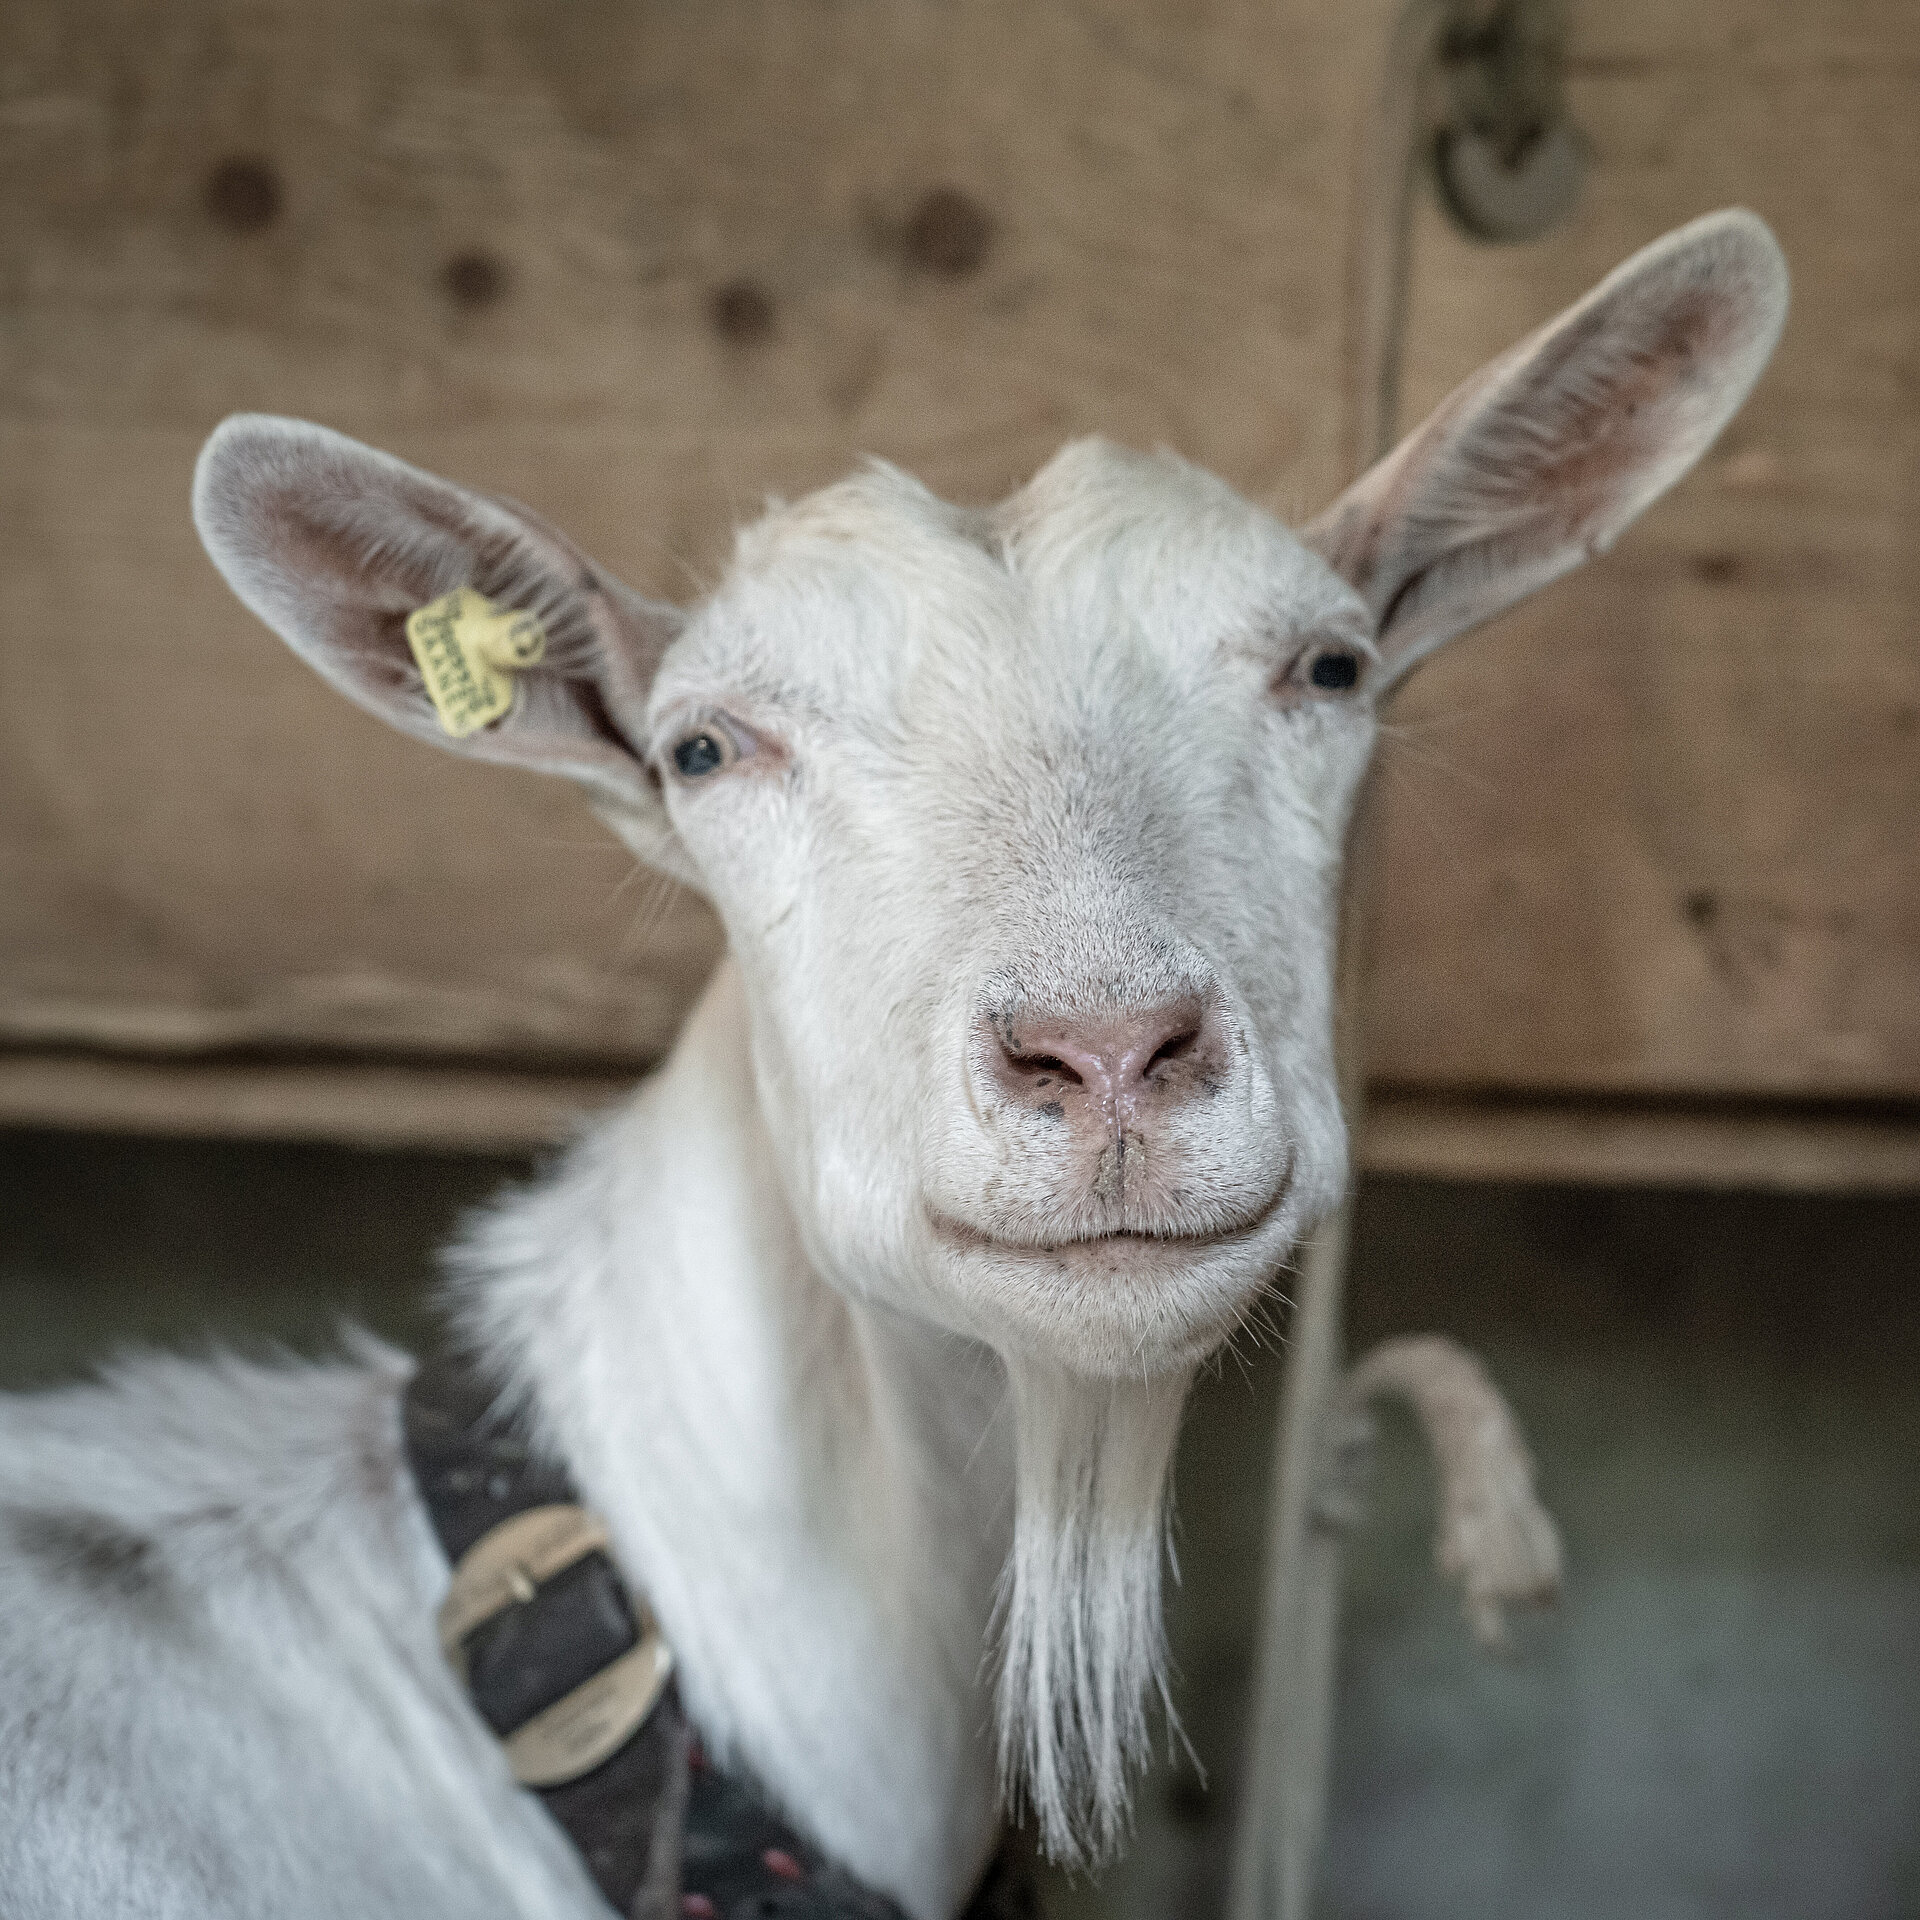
<box><xmin>11</xmin><ymin>1048</ymin><xmax>1916</xmax><ymax>1192</ymax></box>
<box><xmin>0</xmin><ymin>1052</ymin><xmax>630</xmax><ymax>1151</ymax></box>
<box><xmin>1368</xmin><ymin>0</ymin><xmax>1920</xmax><ymax>1102</ymax></box>
<box><xmin>1365</xmin><ymin>1090</ymin><xmax>1920</xmax><ymax>1194</ymax></box>
<box><xmin>0</xmin><ymin>0</ymin><xmax>1377</xmax><ymax>1068</ymax></box>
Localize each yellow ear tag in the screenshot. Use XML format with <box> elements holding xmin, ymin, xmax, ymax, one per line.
<box><xmin>404</xmin><ymin>587</ymin><xmax>548</xmax><ymax>739</ymax></box>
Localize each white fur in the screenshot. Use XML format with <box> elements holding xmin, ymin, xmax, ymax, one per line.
<box><xmin>0</xmin><ymin>213</ymin><xmax>1786</xmax><ymax>1917</ymax></box>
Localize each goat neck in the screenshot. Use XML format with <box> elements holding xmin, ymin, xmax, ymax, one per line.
<box><xmin>448</xmin><ymin>958</ymin><xmax>1010</xmax><ymax>1920</ymax></box>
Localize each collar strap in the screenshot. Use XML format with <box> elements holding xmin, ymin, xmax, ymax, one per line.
<box><xmin>404</xmin><ymin>1349</ymin><xmax>992</xmax><ymax>1920</ymax></box>
<box><xmin>404</xmin><ymin>1351</ymin><xmax>690</xmax><ymax>1914</ymax></box>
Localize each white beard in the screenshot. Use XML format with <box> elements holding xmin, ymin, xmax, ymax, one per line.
<box><xmin>992</xmin><ymin>1353</ymin><xmax>1196</xmax><ymax>1864</ymax></box>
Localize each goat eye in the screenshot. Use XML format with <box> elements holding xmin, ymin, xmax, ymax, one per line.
<box><xmin>672</xmin><ymin>730</ymin><xmax>732</xmax><ymax>778</ymax></box>
<box><xmin>1307</xmin><ymin>648</ymin><xmax>1362</xmax><ymax>692</ymax></box>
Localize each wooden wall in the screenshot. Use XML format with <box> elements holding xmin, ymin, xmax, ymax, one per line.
<box><xmin>0</xmin><ymin>0</ymin><xmax>1374</xmax><ymax>1067</ymax></box>
<box><xmin>1</xmin><ymin>0</ymin><xmax>1913</xmax><ymax>1168</ymax></box>
<box><xmin>1372</xmin><ymin>0</ymin><xmax>1920</xmax><ymax>1107</ymax></box>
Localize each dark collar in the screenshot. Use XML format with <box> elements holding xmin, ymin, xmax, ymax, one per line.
<box><xmin>403</xmin><ymin>1349</ymin><xmax>1032</xmax><ymax>1920</ymax></box>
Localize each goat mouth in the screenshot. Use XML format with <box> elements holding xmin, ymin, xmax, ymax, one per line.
<box><xmin>926</xmin><ymin>1185</ymin><xmax>1289</xmax><ymax>1262</ymax></box>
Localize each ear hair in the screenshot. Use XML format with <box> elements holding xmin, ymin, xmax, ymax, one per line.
<box><xmin>1305</xmin><ymin>207</ymin><xmax>1789</xmax><ymax>687</ymax></box>
<box><xmin>192</xmin><ymin>416</ymin><xmax>683</xmax><ymax>843</ymax></box>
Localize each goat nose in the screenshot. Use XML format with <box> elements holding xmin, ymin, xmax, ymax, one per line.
<box><xmin>987</xmin><ymin>994</ymin><xmax>1224</xmax><ymax>1120</ymax></box>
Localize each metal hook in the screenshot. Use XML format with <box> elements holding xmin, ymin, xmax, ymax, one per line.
<box><xmin>1433</xmin><ymin>0</ymin><xmax>1587</xmax><ymax>243</ymax></box>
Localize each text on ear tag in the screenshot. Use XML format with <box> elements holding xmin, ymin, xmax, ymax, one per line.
<box><xmin>405</xmin><ymin>587</ymin><xmax>548</xmax><ymax>738</ymax></box>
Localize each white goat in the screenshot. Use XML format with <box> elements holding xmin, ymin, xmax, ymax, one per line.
<box><xmin>0</xmin><ymin>211</ymin><xmax>1785</xmax><ymax>1920</ymax></box>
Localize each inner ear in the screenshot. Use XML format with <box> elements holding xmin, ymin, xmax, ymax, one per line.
<box><xmin>193</xmin><ymin>415</ymin><xmax>681</xmax><ymax>816</ymax></box>
<box><xmin>1304</xmin><ymin>208</ymin><xmax>1789</xmax><ymax>686</ymax></box>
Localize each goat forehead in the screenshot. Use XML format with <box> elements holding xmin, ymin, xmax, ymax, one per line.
<box><xmin>996</xmin><ymin>437</ymin><xmax>1321</xmax><ymax>626</ymax></box>
<box><xmin>673</xmin><ymin>440</ymin><xmax>1358</xmax><ymax>718</ymax></box>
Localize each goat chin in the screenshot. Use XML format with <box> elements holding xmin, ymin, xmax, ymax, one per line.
<box><xmin>993</xmin><ymin>1351</ymin><xmax>1193</xmax><ymax>1865</ymax></box>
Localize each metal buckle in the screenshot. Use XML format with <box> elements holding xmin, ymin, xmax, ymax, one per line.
<box><xmin>438</xmin><ymin>1503</ymin><xmax>675</xmax><ymax>1788</ymax></box>
<box><xmin>438</xmin><ymin>1504</ymin><xmax>610</xmax><ymax>1663</ymax></box>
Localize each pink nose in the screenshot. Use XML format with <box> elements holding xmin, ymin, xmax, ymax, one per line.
<box><xmin>986</xmin><ymin>994</ymin><xmax>1226</xmax><ymax>1125</ymax></box>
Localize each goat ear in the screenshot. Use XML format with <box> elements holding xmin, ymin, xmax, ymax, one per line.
<box><xmin>193</xmin><ymin>415</ymin><xmax>681</xmax><ymax>850</ymax></box>
<box><xmin>1304</xmin><ymin>208</ymin><xmax>1788</xmax><ymax>689</ymax></box>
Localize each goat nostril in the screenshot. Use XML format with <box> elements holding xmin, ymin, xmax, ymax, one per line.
<box><xmin>1145</xmin><ymin>1028</ymin><xmax>1200</xmax><ymax>1078</ymax></box>
<box><xmin>1013</xmin><ymin>1051</ymin><xmax>1082</xmax><ymax>1087</ymax></box>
